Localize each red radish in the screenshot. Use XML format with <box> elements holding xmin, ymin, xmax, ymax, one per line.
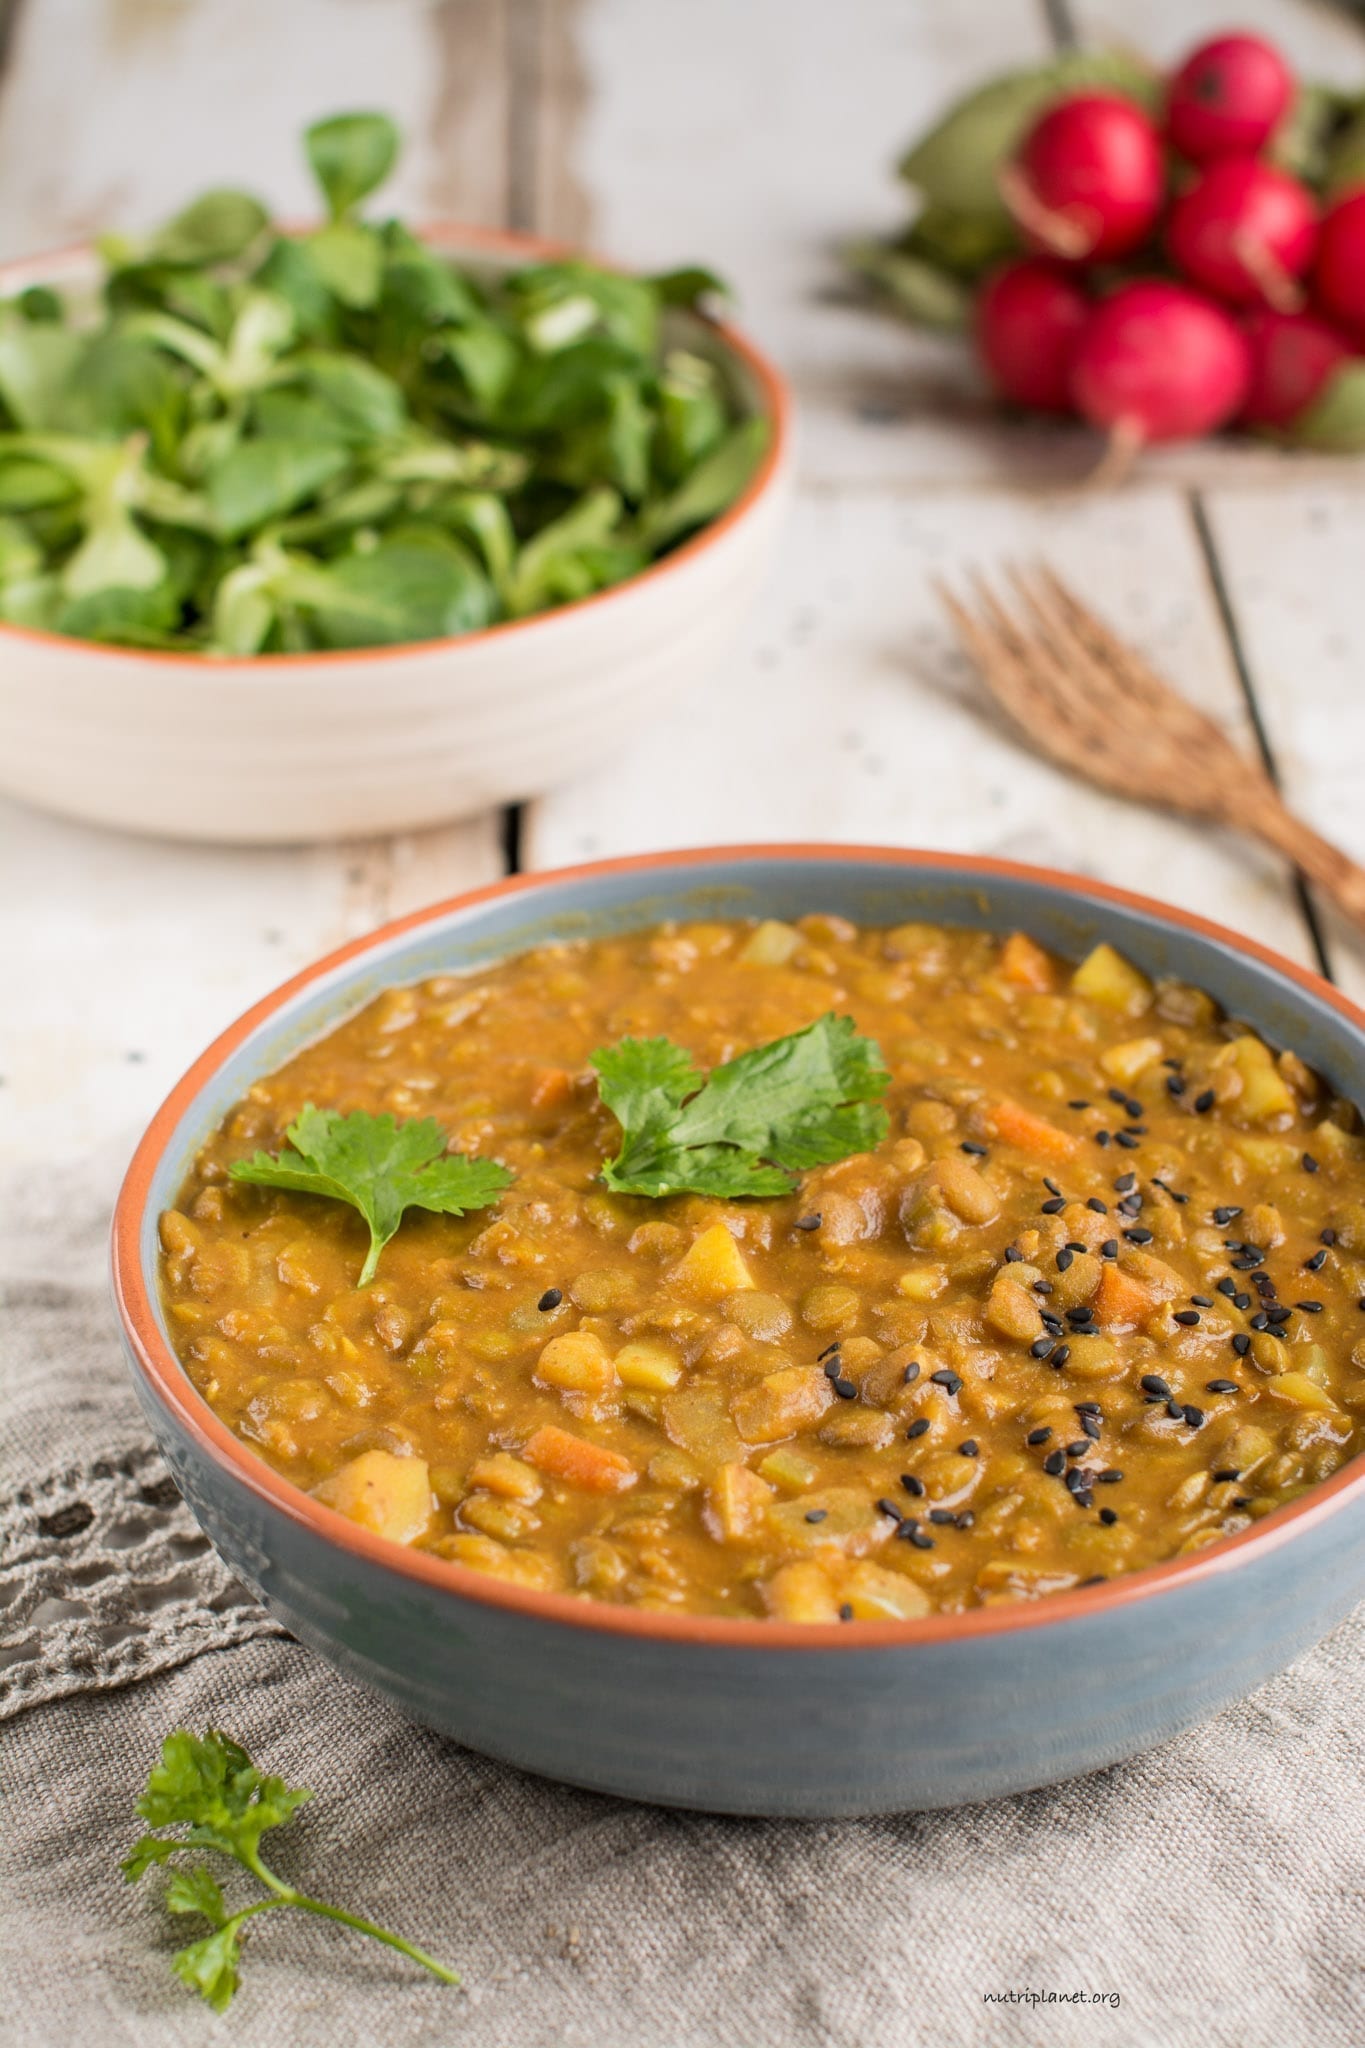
<box><xmin>1167</xmin><ymin>159</ymin><xmax>1317</xmax><ymax>310</ymax></box>
<box><xmin>1166</xmin><ymin>33</ymin><xmax>1294</xmax><ymax>162</ymax></box>
<box><xmin>1069</xmin><ymin>282</ymin><xmax>1252</xmax><ymax>473</ymax></box>
<box><xmin>1002</xmin><ymin>92</ymin><xmax>1165</xmax><ymax>262</ymax></box>
<box><xmin>975</xmin><ymin>259</ymin><xmax>1089</xmax><ymax>411</ymax></box>
<box><xmin>1314</xmin><ymin>188</ymin><xmax>1365</xmax><ymax>340</ymax></box>
<box><xmin>1240</xmin><ymin>309</ymin><xmax>1353</xmax><ymax>428</ymax></box>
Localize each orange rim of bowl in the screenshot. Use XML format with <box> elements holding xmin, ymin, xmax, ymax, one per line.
<box><xmin>0</xmin><ymin>223</ymin><xmax>792</xmax><ymax>673</ymax></box>
<box><xmin>112</xmin><ymin>843</ymin><xmax>1365</xmax><ymax>1649</ymax></box>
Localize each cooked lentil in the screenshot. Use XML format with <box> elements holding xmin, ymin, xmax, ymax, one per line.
<box><xmin>158</xmin><ymin>915</ymin><xmax>1365</xmax><ymax>1623</ymax></box>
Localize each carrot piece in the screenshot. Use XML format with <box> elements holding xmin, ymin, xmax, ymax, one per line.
<box><xmin>523</xmin><ymin>1424</ymin><xmax>637</xmax><ymax>1494</ymax></box>
<box><xmin>989</xmin><ymin>1098</ymin><xmax>1081</xmax><ymax>1161</ymax></box>
<box><xmin>529</xmin><ymin>1065</ymin><xmax>575</xmax><ymax>1112</ymax></box>
<box><xmin>999</xmin><ymin>931</ymin><xmax>1056</xmax><ymax>992</ymax></box>
<box><xmin>1094</xmin><ymin>1264</ymin><xmax>1154</xmax><ymax>1330</ymax></box>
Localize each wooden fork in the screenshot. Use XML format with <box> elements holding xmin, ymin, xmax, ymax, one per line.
<box><xmin>935</xmin><ymin>563</ymin><xmax>1365</xmax><ymax>936</ymax></box>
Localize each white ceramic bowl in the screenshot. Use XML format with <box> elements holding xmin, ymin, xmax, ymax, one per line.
<box><xmin>0</xmin><ymin>228</ymin><xmax>791</xmax><ymax>843</ymax></box>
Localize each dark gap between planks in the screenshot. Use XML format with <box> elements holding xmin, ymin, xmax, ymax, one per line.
<box><xmin>1189</xmin><ymin>492</ymin><xmax>1333</xmax><ymax>980</ymax></box>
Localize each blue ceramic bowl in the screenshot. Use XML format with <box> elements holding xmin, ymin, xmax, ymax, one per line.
<box><xmin>113</xmin><ymin>845</ymin><xmax>1365</xmax><ymax>1816</ymax></box>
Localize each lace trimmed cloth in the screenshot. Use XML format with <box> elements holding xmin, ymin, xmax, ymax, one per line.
<box><xmin>5</xmin><ymin>1153</ymin><xmax>1365</xmax><ymax>2048</ymax></box>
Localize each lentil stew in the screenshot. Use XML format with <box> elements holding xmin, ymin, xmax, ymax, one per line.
<box><xmin>158</xmin><ymin>914</ymin><xmax>1365</xmax><ymax>1623</ymax></box>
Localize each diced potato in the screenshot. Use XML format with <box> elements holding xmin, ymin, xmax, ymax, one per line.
<box><xmin>1071</xmin><ymin>942</ymin><xmax>1153</xmax><ymax>1016</ymax></box>
<box><xmin>1264</xmin><ymin>1372</ymin><xmax>1340</xmax><ymax>1415</ymax></box>
<box><xmin>838</xmin><ymin>1559</ymin><xmax>932</xmax><ymax>1620</ymax></box>
<box><xmin>671</xmin><ymin>1223</ymin><xmax>754</xmax><ymax>1299</ymax></box>
<box><xmin>467</xmin><ymin>1451</ymin><xmax>542</xmax><ymax>1503</ymax></box>
<box><xmin>731</xmin><ymin>1365</ymin><xmax>834</xmax><ymax>1445</ymax></box>
<box><xmin>312</xmin><ymin>1450</ymin><xmax>432</xmax><ymax>1546</ymax></box>
<box><xmin>998</xmin><ymin>931</ymin><xmax>1055</xmax><ymax>991</ymax></box>
<box><xmin>1217</xmin><ymin>1035</ymin><xmax>1296</xmax><ymax>1124</ymax></box>
<box><xmin>614</xmin><ymin>1340</ymin><xmax>684</xmax><ymax>1391</ymax></box>
<box><xmin>763</xmin><ymin>1559</ymin><xmax>842</xmax><ymax>1623</ymax></box>
<box><xmin>522</xmin><ymin>1424</ymin><xmax>637</xmax><ymax>1492</ymax></box>
<box><xmin>703</xmin><ymin>1461</ymin><xmax>774</xmax><ymax>1541</ymax></box>
<box><xmin>758</xmin><ymin>1447</ymin><xmax>819</xmax><ymax>1490</ymax></box>
<box><xmin>534</xmin><ymin>1330</ymin><xmax>616</xmax><ymax>1395</ymax></box>
<box><xmin>1051</xmin><ymin>1250</ymin><xmax>1101</xmax><ymax>1311</ymax></box>
<box><xmin>1099</xmin><ymin>1036</ymin><xmax>1166</xmax><ymax>1085</ymax></box>
<box><xmin>765</xmin><ymin>1487</ymin><xmax>890</xmax><ymax>1556</ymax></box>
<box><xmin>984</xmin><ymin>1270</ymin><xmax>1043</xmax><ymax>1343</ymax></box>
<box><xmin>897</xmin><ymin>1265</ymin><xmax>948</xmax><ymax>1300</ymax></box>
<box><xmin>1059</xmin><ymin>1334</ymin><xmax>1122</xmax><ymax>1379</ymax></box>
<box><xmin>1297</xmin><ymin>1344</ymin><xmax>1331</xmax><ymax>1387</ymax></box>
<box><xmin>1236</xmin><ymin>1137</ymin><xmax>1300</xmax><ymax>1173</ymax></box>
<box><xmin>738</xmin><ymin>918</ymin><xmax>802</xmax><ymax>966</ymax></box>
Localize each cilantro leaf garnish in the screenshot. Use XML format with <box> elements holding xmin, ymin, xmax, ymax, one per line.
<box><xmin>229</xmin><ymin>1104</ymin><xmax>512</xmax><ymax>1284</ymax></box>
<box><xmin>123</xmin><ymin>1729</ymin><xmax>458</xmax><ymax>2013</ymax></box>
<box><xmin>592</xmin><ymin>1013</ymin><xmax>891</xmax><ymax>1199</ymax></box>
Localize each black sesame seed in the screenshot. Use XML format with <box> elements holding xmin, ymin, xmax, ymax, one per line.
<box><xmin>1295</xmin><ymin>1300</ymin><xmax>1323</xmax><ymax>1314</ymax></box>
<box><xmin>1041</xmin><ymin>1312</ymin><xmax>1065</xmax><ymax>1333</ymax></box>
<box><xmin>1099</xmin><ymin>1506</ymin><xmax>1119</xmax><ymax>1526</ymax></box>
<box><xmin>1107</xmin><ymin>1088</ymin><xmax>1128</xmax><ymax>1108</ymax></box>
<box><xmin>1216</xmin><ymin>1277</ymin><xmax>1237</xmax><ymax>1298</ymax></box>
<box><xmin>901</xmin><ymin>1472</ymin><xmax>925</xmax><ymax>1497</ymax></box>
<box><xmin>1250</xmin><ymin>1312</ymin><xmax>1269</xmax><ymax>1331</ymax></box>
<box><xmin>1065</xmin><ymin>1239</ymin><xmax>1089</xmax><ymax>1253</ymax></box>
<box><xmin>1078</xmin><ymin>1574</ymin><xmax>1107</xmax><ymax>1585</ymax></box>
<box><xmin>1183</xmin><ymin>1404</ymin><xmax>1205</xmax><ymax>1429</ymax></box>
<box><xmin>1212</xmin><ymin>1467</ymin><xmax>1241</xmax><ymax>1483</ymax></box>
<box><xmin>1193</xmin><ymin>1089</ymin><xmax>1216</xmax><ymax>1113</ymax></box>
<box><xmin>1190</xmin><ymin>1294</ymin><xmax>1213</xmax><ymax>1308</ymax></box>
<box><xmin>1075</xmin><ymin>1400</ymin><xmax>1103</xmax><ymax>1416</ymax></box>
<box><xmin>1358</xmin><ymin>1298</ymin><xmax>1365</xmax><ymax>1312</ymax></box>
<box><xmin>1265</xmin><ymin>1306</ymin><xmax>1291</xmax><ymax>1325</ymax></box>
<box><xmin>1212</xmin><ymin>1206</ymin><xmax>1242</xmax><ymax>1226</ymax></box>
<box><xmin>1033</xmin><ymin>1280</ymin><xmax>1054</xmax><ymax>1295</ymax></box>
<box><xmin>1057</xmin><ymin>1248</ymin><xmax>1075</xmax><ymax>1272</ymax></box>
<box><xmin>833</xmin><ymin>1377</ymin><xmax>858</xmax><ymax>1399</ymax></box>
<box><xmin>929</xmin><ymin>1508</ymin><xmax>957</xmax><ymax>1526</ymax></box>
<box><xmin>1043</xmin><ymin>1177</ymin><xmax>1063</xmax><ymax>1197</ymax></box>
<box><xmin>1232</xmin><ymin>1333</ymin><xmax>1251</xmax><ymax>1356</ymax></box>
<box><xmin>1087</xmin><ymin>1198</ymin><xmax>1108</xmax><ymax>1214</ymax></box>
<box><xmin>908</xmin><ymin>1527</ymin><xmax>935</xmax><ymax>1550</ymax></box>
<box><xmin>818</xmin><ymin>1341</ymin><xmax>842</xmax><ymax>1360</ymax></box>
<box><xmin>877</xmin><ymin>1497</ymin><xmax>904</xmax><ymax>1521</ymax></box>
<box><xmin>795</xmin><ymin>1214</ymin><xmax>822</xmax><ymax>1231</ymax></box>
<box><xmin>537</xmin><ymin>1288</ymin><xmax>563</xmax><ymax>1311</ymax></box>
<box><xmin>1081</xmin><ymin>1413</ymin><xmax>1102</xmax><ymax>1440</ymax></box>
<box><xmin>1101</xmin><ymin>1239</ymin><xmax>1119</xmax><ymax>1260</ymax></box>
<box><xmin>1095</xmin><ymin>1131</ymin><xmax>1112</xmax><ymax>1147</ymax></box>
<box><xmin>1065</xmin><ymin>1439</ymin><xmax>1089</xmax><ymax>1458</ymax></box>
<box><xmin>1115</xmin><ymin>1132</ymin><xmax>1140</xmax><ymax>1149</ymax></box>
<box><xmin>823</xmin><ymin>1358</ymin><xmax>843</xmax><ymax>1380</ymax></box>
<box><xmin>930</xmin><ymin>1369</ymin><xmax>963</xmax><ymax>1394</ymax></box>
<box><xmin>1115</xmin><ymin>1173</ymin><xmax>1137</xmax><ymax>1193</ymax></box>
<box><xmin>1126</xmin><ymin>1099</ymin><xmax>1143</xmax><ymax>1119</ymax></box>
<box><xmin>1030</xmin><ymin>1337</ymin><xmax>1056</xmax><ymax>1359</ymax></box>
<box><xmin>1068</xmin><ymin>1099</ymin><xmax>1090</xmax><ymax>1110</ymax></box>
<box><xmin>805</xmin><ymin>1509</ymin><xmax>828</xmax><ymax>1523</ymax></box>
<box><xmin>1302</xmin><ymin>1153</ymin><xmax>1319</xmax><ymax>1173</ymax></box>
<box><xmin>957</xmin><ymin>1511</ymin><xmax>975</xmax><ymax>1529</ymax></box>
<box><xmin>1321</xmin><ymin>1228</ymin><xmax>1337</xmax><ymax>1246</ymax></box>
<box><xmin>1004</xmin><ymin>1245</ymin><xmax>1024</xmax><ymax>1263</ymax></box>
<box><xmin>839</xmin><ymin>1602</ymin><xmax>854</xmax><ymax>1620</ymax></box>
<box><xmin>1166</xmin><ymin>1398</ymin><xmax>1184</xmax><ymax>1419</ymax></box>
<box><xmin>1233</xmin><ymin>1293</ymin><xmax>1252</xmax><ymax>1311</ymax></box>
<box><xmin>1067</xmin><ymin>1306</ymin><xmax>1095</xmax><ymax>1326</ymax></box>
<box><xmin>1252</xmin><ymin>1271</ymin><xmax>1274</xmax><ymax>1294</ymax></box>
<box><xmin>1026</xmin><ymin>1426</ymin><xmax>1053</xmax><ymax>1445</ymax></box>
<box><xmin>959</xmin><ymin>1439</ymin><xmax>979</xmax><ymax>1457</ymax></box>
<box><xmin>1233</xmin><ymin>1496</ymin><xmax>1254</xmax><ymax>1511</ymax></box>
<box><xmin>1064</xmin><ymin>1467</ymin><xmax>1089</xmax><ymax>1495</ymax></box>
<box><xmin>1124</xmin><ymin>1227</ymin><xmax>1154</xmax><ymax>1245</ymax></box>
<box><xmin>1305</xmin><ymin>1250</ymin><xmax>1328</xmax><ymax>1272</ymax></box>
<box><xmin>1040</xmin><ymin>1197</ymin><xmax>1066</xmax><ymax>1215</ymax></box>
<box><xmin>902</xmin><ymin>1361</ymin><xmax>921</xmax><ymax>1385</ymax></box>
<box><xmin>1043</xmin><ymin>1449</ymin><xmax>1066</xmax><ymax>1476</ymax></box>
<box><xmin>1174</xmin><ymin>1309</ymin><xmax>1200</xmax><ymax>1326</ymax></box>
<box><xmin>962</xmin><ymin>1140</ymin><xmax>988</xmax><ymax>1156</ymax></box>
<box><xmin>1166</xmin><ymin>1074</ymin><xmax>1186</xmax><ymax>1097</ymax></box>
<box><xmin>1051</xmin><ymin>1344</ymin><xmax>1071</xmax><ymax>1367</ymax></box>
<box><xmin>1141</xmin><ymin>1373</ymin><xmax>1172</xmax><ymax>1397</ymax></box>
<box><xmin>1206</xmin><ymin>1379</ymin><xmax>1239</xmax><ymax>1394</ymax></box>
<box><xmin>905</xmin><ymin>1417</ymin><xmax>930</xmax><ymax>1440</ymax></box>
<box><xmin>1097</xmin><ymin>1468</ymin><xmax>1123</xmax><ymax>1484</ymax></box>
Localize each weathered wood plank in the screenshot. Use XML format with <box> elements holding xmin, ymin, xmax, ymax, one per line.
<box><xmin>1200</xmin><ymin>485</ymin><xmax>1365</xmax><ymax>1005</ymax></box>
<box><xmin>527</xmin><ymin>482</ymin><xmax>1313</xmax><ymax>969</ymax></box>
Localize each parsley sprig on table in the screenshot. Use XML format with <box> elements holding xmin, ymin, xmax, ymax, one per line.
<box><xmin>592</xmin><ymin>1012</ymin><xmax>891</xmax><ymax>1198</ymax></box>
<box><xmin>122</xmin><ymin>1729</ymin><xmax>458</xmax><ymax>2013</ymax></box>
<box><xmin>229</xmin><ymin>1104</ymin><xmax>513</xmax><ymax>1284</ymax></box>
<box><xmin>0</xmin><ymin>111</ymin><xmax>764</xmax><ymax>653</ymax></box>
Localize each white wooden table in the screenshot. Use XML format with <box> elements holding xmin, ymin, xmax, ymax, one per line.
<box><xmin>5</xmin><ymin>0</ymin><xmax>1365</xmax><ymax>1193</ymax></box>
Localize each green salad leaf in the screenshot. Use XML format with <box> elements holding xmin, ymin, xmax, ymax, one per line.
<box><xmin>593</xmin><ymin>1013</ymin><xmax>891</xmax><ymax>1199</ymax></box>
<box><xmin>0</xmin><ymin>111</ymin><xmax>759</xmax><ymax>651</ymax></box>
<box><xmin>123</xmin><ymin>1728</ymin><xmax>458</xmax><ymax>2013</ymax></box>
<box><xmin>229</xmin><ymin>1104</ymin><xmax>513</xmax><ymax>1283</ymax></box>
